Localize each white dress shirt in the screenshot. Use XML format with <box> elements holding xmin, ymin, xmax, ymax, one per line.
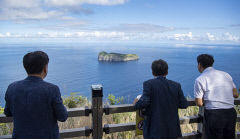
<box><xmin>194</xmin><ymin>67</ymin><xmax>236</xmax><ymax>109</ymax></box>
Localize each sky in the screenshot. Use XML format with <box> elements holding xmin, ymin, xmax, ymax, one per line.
<box><xmin>0</xmin><ymin>0</ymin><xmax>240</xmax><ymax>44</ymax></box>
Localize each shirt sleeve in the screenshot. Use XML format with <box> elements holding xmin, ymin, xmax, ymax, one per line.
<box><xmin>227</xmin><ymin>74</ymin><xmax>236</xmax><ymax>88</ymax></box>
<box><xmin>52</xmin><ymin>86</ymin><xmax>68</xmax><ymax>122</ymax></box>
<box><xmin>194</xmin><ymin>79</ymin><xmax>204</xmax><ymax>98</ymax></box>
<box><xmin>178</xmin><ymin>84</ymin><xmax>188</xmax><ymax>109</ymax></box>
<box><xmin>4</xmin><ymin>86</ymin><xmax>12</xmax><ymax>117</ymax></box>
<box><xmin>232</xmin><ymin>82</ymin><xmax>236</xmax><ymax>88</ymax></box>
<box><xmin>134</xmin><ymin>81</ymin><xmax>151</xmax><ymax>110</ymax></box>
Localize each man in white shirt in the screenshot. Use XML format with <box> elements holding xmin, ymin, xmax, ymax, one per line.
<box><xmin>194</xmin><ymin>54</ymin><xmax>238</xmax><ymax>139</ymax></box>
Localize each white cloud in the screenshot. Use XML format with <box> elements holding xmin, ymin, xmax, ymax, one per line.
<box><xmin>1</xmin><ymin>0</ymin><xmax>40</xmax><ymax>9</ymax></box>
<box><xmin>108</xmin><ymin>24</ymin><xmax>175</xmax><ymax>33</ymax></box>
<box><xmin>0</xmin><ymin>31</ymin><xmax>239</xmax><ymax>43</ymax></box>
<box><xmin>0</xmin><ymin>32</ymin><xmax>12</xmax><ymax>37</ymax></box>
<box><xmin>169</xmin><ymin>32</ymin><xmax>193</xmax><ymax>41</ymax></box>
<box><xmin>206</xmin><ymin>33</ymin><xmax>215</xmax><ymax>41</ymax></box>
<box><xmin>45</xmin><ymin>0</ymin><xmax>127</xmax><ymax>6</ymax></box>
<box><xmin>0</xmin><ymin>0</ymin><xmax>127</xmax><ymax>21</ymax></box>
<box><xmin>0</xmin><ymin>0</ymin><xmax>64</xmax><ymax>20</ymax></box>
<box><xmin>224</xmin><ymin>32</ymin><xmax>239</xmax><ymax>41</ymax></box>
<box><xmin>6</xmin><ymin>32</ymin><xmax>11</xmax><ymax>37</ymax></box>
<box><xmin>0</xmin><ymin>34</ymin><xmax>4</xmax><ymax>38</ymax></box>
<box><xmin>62</xmin><ymin>31</ymin><xmax>126</xmax><ymax>39</ymax></box>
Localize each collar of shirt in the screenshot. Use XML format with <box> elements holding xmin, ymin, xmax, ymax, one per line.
<box><xmin>25</xmin><ymin>76</ymin><xmax>43</xmax><ymax>81</ymax></box>
<box><xmin>155</xmin><ymin>76</ymin><xmax>166</xmax><ymax>79</ymax></box>
<box><xmin>202</xmin><ymin>67</ymin><xmax>214</xmax><ymax>74</ymax></box>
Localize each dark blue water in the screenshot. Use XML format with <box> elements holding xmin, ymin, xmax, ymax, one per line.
<box><xmin>0</xmin><ymin>43</ymin><xmax>240</xmax><ymax>106</ymax></box>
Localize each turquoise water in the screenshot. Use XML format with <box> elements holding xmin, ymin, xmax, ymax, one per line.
<box><xmin>0</xmin><ymin>43</ymin><xmax>240</xmax><ymax>106</ymax></box>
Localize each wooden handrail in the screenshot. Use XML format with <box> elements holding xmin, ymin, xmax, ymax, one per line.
<box><xmin>1</xmin><ymin>85</ymin><xmax>240</xmax><ymax>139</ymax></box>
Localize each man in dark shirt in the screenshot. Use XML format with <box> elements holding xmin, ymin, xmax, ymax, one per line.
<box><xmin>4</xmin><ymin>51</ymin><xmax>68</xmax><ymax>139</ymax></box>
<box><xmin>134</xmin><ymin>59</ymin><xmax>188</xmax><ymax>139</ymax></box>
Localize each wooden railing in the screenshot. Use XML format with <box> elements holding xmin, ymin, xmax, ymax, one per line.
<box><xmin>1</xmin><ymin>85</ymin><xmax>240</xmax><ymax>139</ymax></box>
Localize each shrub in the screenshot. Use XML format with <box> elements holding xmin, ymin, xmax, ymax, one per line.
<box><xmin>107</xmin><ymin>94</ymin><xmax>124</xmax><ymax>105</ymax></box>
<box><xmin>0</xmin><ymin>107</ymin><xmax>12</xmax><ymax>135</ymax></box>
<box><xmin>63</xmin><ymin>93</ymin><xmax>88</xmax><ymax>108</ymax></box>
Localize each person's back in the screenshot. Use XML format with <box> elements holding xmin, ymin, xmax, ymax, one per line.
<box><xmin>4</xmin><ymin>51</ymin><xmax>68</xmax><ymax>139</ymax></box>
<box><xmin>194</xmin><ymin>54</ymin><xmax>238</xmax><ymax>139</ymax></box>
<box><xmin>145</xmin><ymin>77</ymin><xmax>187</xmax><ymax>138</ymax></box>
<box><xmin>134</xmin><ymin>59</ymin><xmax>188</xmax><ymax>139</ymax></box>
<box><xmin>196</xmin><ymin>68</ymin><xmax>235</xmax><ymax>109</ymax></box>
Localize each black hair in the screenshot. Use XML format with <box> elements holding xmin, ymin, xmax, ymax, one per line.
<box><xmin>23</xmin><ymin>51</ymin><xmax>49</xmax><ymax>74</ymax></box>
<box><xmin>197</xmin><ymin>54</ymin><xmax>214</xmax><ymax>68</ymax></box>
<box><xmin>151</xmin><ymin>59</ymin><xmax>168</xmax><ymax>76</ymax></box>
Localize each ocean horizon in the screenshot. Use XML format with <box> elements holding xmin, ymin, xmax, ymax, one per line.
<box><xmin>0</xmin><ymin>43</ymin><xmax>240</xmax><ymax>107</ymax></box>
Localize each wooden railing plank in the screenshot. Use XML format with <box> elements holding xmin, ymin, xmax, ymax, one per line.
<box><xmin>187</xmin><ymin>99</ymin><xmax>196</xmax><ymax>106</ymax></box>
<box><xmin>104</xmin><ymin>104</ymin><xmax>135</xmax><ymax>115</ymax></box>
<box><xmin>180</xmin><ymin>115</ymin><xmax>202</xmax><ymax>124</ymax></box>
<box><xmin>60</xmin><ymin>126</ymin><xmax>92</xmax><ymax>138</ymax></box>
<box><xmin>67</xmin><ymin>106</ymin><xmax>91</xmax><ymax>117</ymax></box>
<box><xmin>234</xmin><ymin>98</ymin><xmax>240</xmax><ymax>105</ymax></box>
<box><xmin>103</xmin><ymin>115</ymin><xmax>202</xmax><ymax>134</ymax></box>
<box><xmin>0</xmin><ymin>115</ymin><xmax>12</xmax><ymax>123</ymax></box>
<box><xmin>0</xmin><ymin>107</ymin><xmax>91</xmax><ymax>123</ymax></box>
<box><xmin>0</xmin><ymin>127</ymin><xmax>92</xmax><ymax>139</ymax></box>
<box><xmin>236</xmin><ymin>132</ymin><xmax>240</xmax><ymax>139</ymax></box>
<box><xmin>237</xmin><ymin>115</ymin><xmax>240</xmax><ymax>122</ymax></box>
<box><xmin>103</xmin><ymin>122</ymin><xmax>136</xmax><ymax>134</ymax></box>
<box><xmin>0</xmin><ymin>135</ymin><xmax>11</xmax><ymax>139</ymax></box>
<box><xmin>182</xmin><ymin>132</ymin><xmax>201</xmax><ymax>139</ymax></box>
<box><xmin>103</xmin><ymin>99</ymin><xmax>196</xmax><ymax>115</ymax></box>
<box><xmin>1</xmin><ymin>98</ymin><xmax>240</xmax><ymax>139</ymax></box>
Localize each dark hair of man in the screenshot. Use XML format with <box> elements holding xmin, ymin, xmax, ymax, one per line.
<box><xmin>197</xmin><ymin>54</ymin><xmax>214</xmax><ymax>69</ymax></box>
<box><xmin>151</xmin><ymin>59</ymin><xmax>168</xmax><ymax>76</ymax></box>
<box><xmin>23</xmin><ymin>51</ymin><xmax>49</xmax><ymax>74</ymax></box>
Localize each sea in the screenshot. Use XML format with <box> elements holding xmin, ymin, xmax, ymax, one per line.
<box><xmin>0</xmin><ymin>43</ymin><xmax>240</xmax><ymax>107</ymax></box>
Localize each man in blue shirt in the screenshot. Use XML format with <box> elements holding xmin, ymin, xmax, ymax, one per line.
<box><xmin>134</xmin><ymin>59</ymin><xmax>188</xmax><ymax>139</ymax></box>
<box><xmin>4</xmin><ymin>51</ymin><xmax>68</xmax><ymax>139</ymax></box>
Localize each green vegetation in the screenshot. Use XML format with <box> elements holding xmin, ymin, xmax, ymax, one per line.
<box><xmin>0</xmin><ymin>107</ymin><xmax>12</xmax><ymax>135</ymax></box>
<box><xmin>63</xmin><ymin>93</ymin><xmax>88</xmax><ymax>108</ymax></box>
<box><xmin>99</xmin><ymin>51</ymin><xmax>108</xmax><ymax>56</ymax></box>
<box><xmin>107</xmin><ymin>53</ymin><xmax>138</xmax><ymax>59</ymax></box>
<box><xmin>98</xmin><ymin>51</ymin><xmax>139</xmax><ymax>61</ymax></box>
<box><xmin>107</xmin><ymin>94</ymin><xmax>124</xmax><ymax>105</ymax></box>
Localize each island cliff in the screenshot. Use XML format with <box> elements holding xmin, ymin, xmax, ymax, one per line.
<box><xmin>98</xmin><ymin>51</ymin><xmax>139</xmax><ymax>62</ymax></box>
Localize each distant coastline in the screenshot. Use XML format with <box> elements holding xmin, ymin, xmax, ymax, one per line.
<box><xmin>98</xmin><ymin>51</ymin><xmax>139</xmax><ymax>62</ymax></box>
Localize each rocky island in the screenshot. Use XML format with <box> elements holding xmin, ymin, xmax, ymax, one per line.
<box><xmin>98</xmin><ymin>51</ymin><xmax>139</xmax><ymax>62</ymax></box>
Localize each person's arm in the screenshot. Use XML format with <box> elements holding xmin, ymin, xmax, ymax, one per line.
<box><xmin>233</xmin><ymin>88</ymin><xmax>239</xmax><ymax>98</ymax></box>
<box><xmin>226</xmin><ymin>73</ymin><xmax>238</xmax><ymax>98</ymax></box>
<box><xmin>4</xmin><ymin>87</ymin><xmax>12</xmax><ymax>117</ymax></box>
<box><xmin>195</xmin><ymin>98</ymin><xmax>204</xmax><ymax>107</ymax></box>
<box><xmin>133</xmin><ymin>95</ymin><xmax>142</xmax><ymax>105</ymax></box>
<box><xmin>52</xmin><ymin>86</ymin><xmax>68</xmax><ymax>122</ymax></box>
<box><xmin>134</xmin><ymin>81</ymin><xmax>151</xmax><ymax>110</ymax></box>
<box><xmin>194</xmin><ymin>79</ymin><xmax>204</xmax><ymax>107</ymax></box>
<box><xmin>178</xmin><ymin>84</ymin><xmax>188</xmax><ymax>109</ymax></box>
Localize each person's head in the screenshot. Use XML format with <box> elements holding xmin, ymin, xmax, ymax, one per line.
<box><xmin>23</xmin><ymin>51</ymin><xmax>49</xmax><ymax>79</ymax></box>
<box><xmin>197</xmin><ymin>54</ymin><xmax>214</xmax><ymax>73</ymax></box>
<box><xmin>151</xmin><ymin>59</ymin><xmax>168</xmax><ymax>77</ymax></box>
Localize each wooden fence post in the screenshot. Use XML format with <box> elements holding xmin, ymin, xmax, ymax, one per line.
<box><xmin>197</xmin><ymin>107</ymin><xmax>205</xmax><ymax>139</ymax></box>
<box><xmin>91</xmin><ymin>84</ymin><xmax>103</xmax><ymax>139</ymax></box>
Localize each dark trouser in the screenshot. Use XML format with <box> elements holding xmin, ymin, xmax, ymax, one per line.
<box><xmin>160</xmin><ymin>137</ymin><xmax>178</xmax><ymax>139</ymax></box>
<box><xmin>204</xmin><ymin>108</ymin><xmax>237</xmax><ymax>139</ymax></box>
